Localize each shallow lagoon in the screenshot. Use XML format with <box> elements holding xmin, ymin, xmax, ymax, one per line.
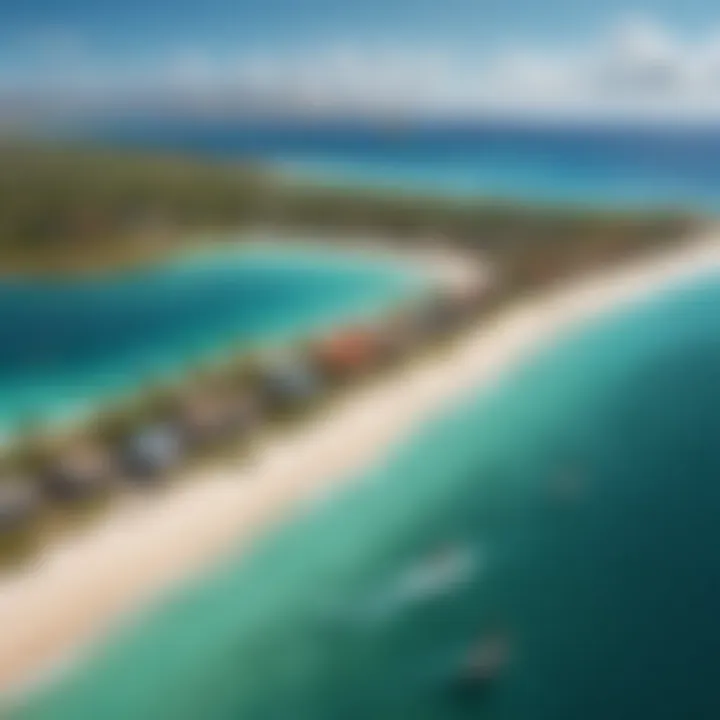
<box><xmin>0</xmin><ymin>241</ymin><xmax>423</xmax><ymax>439</ymax></box>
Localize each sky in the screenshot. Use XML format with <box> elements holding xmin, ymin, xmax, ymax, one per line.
<box><xmin>4</xmin><ymin>0</ymin><xmax>720</xmax><ymax>120</ymax></box>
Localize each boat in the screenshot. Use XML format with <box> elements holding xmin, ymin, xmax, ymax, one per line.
<box><xmin>397</xmin><ymin>544</ymin><xmax>477</xmax><ymax>599</ymax></box>
<box><xmin>448</xmin><ymin>631</ymin><xmax>512</xmax><ymax>699</ymax></box>
<box><xmin>356</xmin><ymin>543</ymin><xmax>479</xmax><ymax>624</ymax></box>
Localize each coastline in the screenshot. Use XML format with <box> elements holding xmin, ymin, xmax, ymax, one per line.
<box><xmin>0</xmin><ymin>237</ymin><xmax>428</xmax><ymax>447</ymax></box>
<box><xmin>2</xmin><ymin>230</ymin><xmax>720</xmax><ymax>702</ymax></box>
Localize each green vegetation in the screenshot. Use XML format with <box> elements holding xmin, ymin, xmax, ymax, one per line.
<box><xmin>0</xmin><ymin>140</ymin><xmax>697</xmax><ymax>276</ymax></box>
<box><xmin>0</xmin><ymin>141</ymin><xmax>271</xmax><ymax>273</ymax></box>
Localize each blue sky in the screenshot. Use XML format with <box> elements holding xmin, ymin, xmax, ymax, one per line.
<box><xmin>3</xmin><ymin>0</ymin><xmax>717</xmax><ymax>50</ymax></box>
<box><xmin>4</xmin><ymin>1</ymin><xmax>720</xmax><ymax>119</ymax></box>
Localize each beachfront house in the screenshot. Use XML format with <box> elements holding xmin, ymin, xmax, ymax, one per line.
<box><xmin>174</xmin><ymin>388</ymin><xmax>262</xmax><ymax>449</ymax></box>
<box><xmin>174</xmin><ymin>392</ymin><xmax>234</xmax><ymax>448</ymax></box>
<box><xmin>120</xmin><ymin>422</ymin><xmax>184</xmax><ymax>480</ymax></box>
<box><xmin>0</xmin><ymin>478</ymin><xmax>40</xmax><ymax>533</ymax></box>
<box><xmin>225</xmin><ymin>391</ymin><xmax>263</xmax><ymax>435</ymax></box>
<box><xmin>257</xmin><ymin>352</ymin><xmax>323</xmax><ymax>411</ymax></box>
<box><xmin>371</xmin><ymin>308</ymin><xmax>426</xmax><ymax>365</ymax></box>
<box><xmin>40</xmin><ymin>443</ymin><xmax>115</xmax><ymax>501</ymax></box>
<box><xmin>313</xmin><ymin>327</ymin><xmax>378</xmax><ymax>380</ymax></box>
<box><xmin>410</xmin><ymin>294</ymin><xmax>462</xmax><ymax>339</ymax></box>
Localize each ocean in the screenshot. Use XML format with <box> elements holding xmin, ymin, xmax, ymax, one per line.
<box><xmin>81</xmin><ymin>119</ymin><xmax>720</xmax><ymax>211</ymax></box>
<box><xmin>17</xmin><ymin>266</ymin><xmax>720</xmax><ymax>719</ymax></box>
<box><xmin>16</xmin><ymin>121</ymin><xmax>720</xmax><ymax>719</ymax></box>
<box><xmin>0</xmin><ymin>242</ymin><xmax>422</xmax><ymax>439</ymax></box>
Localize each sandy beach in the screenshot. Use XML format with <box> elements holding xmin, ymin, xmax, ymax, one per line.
<box><xmin>2</xmin><ymin>229</ymin><xmax>720</xmax><ymax>701</ymax></box>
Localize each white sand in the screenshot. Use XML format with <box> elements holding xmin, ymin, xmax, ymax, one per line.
<box><xmin>2</xmin><ymin>230</ymin><xmax>720</xmax><ymax>699</ymax></box>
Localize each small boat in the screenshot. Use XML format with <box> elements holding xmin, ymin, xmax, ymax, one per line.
<box><xmin>462</xmin><ymin>634</ymin><xmax>512</xmax><ymax>680</ymax></box>
<box><xmin>448</xmin><ymin>632</ymin><xmax>512</xmax><ymax>698</ymax></box>
<box><xmin>398</xmin><ymin>544</ymin><xmax>477</xmax><ymax>599</ymax></box>
<box><xmin>357</xmin><ymin>543</ymin><xmax>479</xmax><ymax>624</ymax></box>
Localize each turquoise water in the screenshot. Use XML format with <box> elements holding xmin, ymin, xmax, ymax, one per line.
<box><xmin>87</xmin><ymin>121</ymin><xmax>720</xmax><ymax>211</ymax></box>
<box><xmin>18</xmin><ymin>270</ymin><xmax>720</xmax><ymax>719</ymax></box>
<box><xmin>0</xmin><ymin>242</ymin><xmax>422</xmax><ymax>439</ymax></box>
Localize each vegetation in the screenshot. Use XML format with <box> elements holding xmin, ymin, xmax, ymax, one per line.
<box><xmin>0</xmin><ymin>140</ymin><xmax>698</xmax><ymax>276</ymax></box>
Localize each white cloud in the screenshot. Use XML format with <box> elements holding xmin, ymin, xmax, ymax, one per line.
<box><xmin>9</xmin><ymin>15</ymin><xmax>720</xmax><ymax>121</ymax></box>
<box><xmin>212</xmin><ymin>16</ymin><xmax>720</xmax><ymax>119</ymax></box>
<box><xmin>611</xmin><ymin>15</ymin><xmax>678</xmax><ymax>64</ymax></box>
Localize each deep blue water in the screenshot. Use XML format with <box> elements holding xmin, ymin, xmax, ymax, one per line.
<box><xmin>18</xmin><ymin>269</ymin><xmax>720</xmax><ymax>720</ymax></box>
<box><xmin>82</xmin><ymin>119</ymin><xmax>720</xmax><ymax>211</ymax></box>
<box><xmin>0</xmin><ymin>243</ymin><xmax>421</xmax><ymax>438</ymax></box>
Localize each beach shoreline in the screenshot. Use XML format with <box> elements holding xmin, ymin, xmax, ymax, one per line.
<box><xmin>0</xmin><ymin>235</ymin><xmax>438</xmax><ymax>450</ymax></box>
<box><xmin>2</xmin><ymin>230</ymin><xmax>720</xmax><ymax>703</ymax></box>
